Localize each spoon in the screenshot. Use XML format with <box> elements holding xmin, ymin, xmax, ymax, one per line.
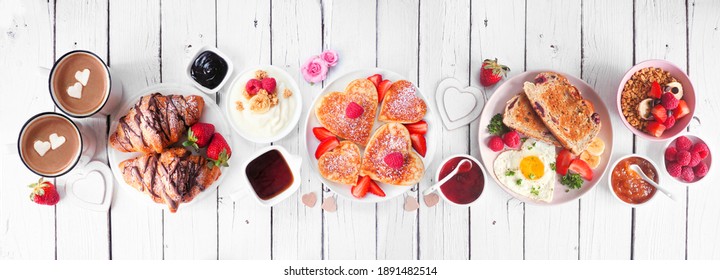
<box><xmin>423</xmin><ymin>159</ymin><xmax>473</xmax><ymax>196</ymax></box>
<box><xmin>629</xmin><ymin>164</ymin><xmax>676</xmax><ymax>202</ymax></box>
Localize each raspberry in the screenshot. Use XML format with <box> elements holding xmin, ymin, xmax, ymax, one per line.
<box><xmin>261</xmin><ymin>77</ymin><xmax>277</xmax><ymax>93</ymax></box>
<box><xmin>688</xmin><ymin>151</ymin><xmax>702</xmax><ymax>167</ymax></box>
<box><xmin>681</xmin><ymin>166</ymin><xmax>695</xmax><ymax>182</ymax></box>
<box><xmin>664</xmin><ymin>115</ymin><xmax>676</xmax><ymax>129</ymax></box>
<box><xmin>383</xmin><ymin>152</ymin><xmax>404</xmax><ymax>169</ymax></box>
<box><xmin>676</xmin><ymin>150</ymin><xmax>691</xmax><ymax>166</ymax></box>
<box><xmin>488</xmin><ymin>136</ymin><xmax>504</xmax><ymax>152</ymax></box>
<box><xmin>676</xmin><ymin>136</ymin><xmax>692</xmax><ymax>151</ymax></box>
<box><xmin>245</xmin><ymin>79</ymin><xmax>262</xmax><ymax>95</ymax></box>
<box><xmin>690</xmin><ymin>142</ymin><xmax>710</xmax><ymax>159</ymax></box>
<box><xmin>665</xmin><ymin>147</ymin><xmax>677</xmax><ymax>162</ymax></box>
<box><xmin>345</xmin><ymin>102</ymin><xmax>364</xmax><ymax>119</ymax></box>
<box><xmin>666</xmin><ymin>162</ymin><xmax>682</xmax><ymax>177</ymax></box>
<box><xmin>661</xmin><ymin>92</ymin><xmax>679</xmax><ymax>110</ymax></box>
<box><xmin>694</xmin><ymin>161</ymin><xmax>709</xmax><ymax>178</ymax></box>
<box><xmin>502</xmin><ymin>131</ymin><xmax>521</xmax><ymax>149</ymax></box>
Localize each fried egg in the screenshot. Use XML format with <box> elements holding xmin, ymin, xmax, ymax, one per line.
<box><xmin>493</xmin><ymin>139</ymin><xmax>556</xmax><ymax>202</ymax></box>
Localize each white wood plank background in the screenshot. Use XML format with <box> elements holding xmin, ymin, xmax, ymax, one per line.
<box><xmin>1</xmin><ymin>0</ymin><xmax>720</xmax><ymax>260</ymax></box>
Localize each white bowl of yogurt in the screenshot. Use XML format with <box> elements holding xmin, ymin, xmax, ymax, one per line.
<box><xmin>223</xmin><ymin>65</ymin><xmax>302</xmax><ymax>143</ymax></box>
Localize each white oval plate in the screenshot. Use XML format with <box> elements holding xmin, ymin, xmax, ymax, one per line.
<box><xmin>107</xmin><ymin>83</ymin><xmax>233</xmax><ymax>211</ymax></box>
<box><xmin>303</xmin><ymin>68</ymin><xmax>437</xmax><ymax>203</ymax></box>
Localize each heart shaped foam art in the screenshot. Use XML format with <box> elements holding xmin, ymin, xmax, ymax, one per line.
<box><xmin>49</xmin><ymin>133</ymin><xmax>66</xmax><ymax>150</ymax></box>
<box><xmin>315</xmin><ymin>78</ymin><xmax>378</xmax><ymax>146</ymax></box>
<box><xmin>67</xmin><ymin>82</ymin><xmax>83</xmax><ymax>99</ymax></box>
<box><xmin>360</xmin><ymin>123</ymin><xmax>424</xmax><ymax>186</ymax></box>
<box><xmin>435</xmin><ymin>78</ymin><xmax>485</xmax><ymax>130</ymax></box>
<box><xmin>74</xmin><ymin>68</ymin><xmax>90</xmax><ymax>86</ymax></box>
<box><xmin>378</xmin><ymin>80</ymin><xmax>427</xmax><ymax>123</ymax></box>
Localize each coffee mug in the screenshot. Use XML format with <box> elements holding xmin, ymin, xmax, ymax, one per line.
<box><xmin>48</xmin><ymin>50</ymin><xmax>123</xmax><ymax>118</ymax></box>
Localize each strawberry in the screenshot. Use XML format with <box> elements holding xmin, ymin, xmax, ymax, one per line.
<box><xmin>479</xmin><ymin>58</ymin><xmax>510</xmax><ymax>87</ymax></box>
<box><xmin>312</xmin><ymin>127</ymin><xmax>335</xmax><ymax>141</ymax></box>
<box><xmin>351</xmin><ymin>175</ymin><xmax>372</xmax><ymax>198</ymax></box>
<box><xmin>404</xmin><ymin>120</ymin><xmax>428</xmax><ymax>135</ymax></box>
<box><xmin>367</xmin><ymin>74</ymin><xmax>382</xmax><ymax>88</ymax></box>
<box><xmin>261</xmin><ymin>77</ymin><xmax>277</xmax><ymax>93</ymax></box>
<box><xmin>650</xmin><ymin>104</ymin><xmax>667</xmax><ymax>123</ymax></box>
<box><xmin>568</xmin><ymin>159</ymin><xmax>593</xmax><ymax>181</ymax></box>
<box><xmin>206</xmin><ymin>133</ymin><xmax>232</xmax><ymax>167</ymax></box>
<box><xmin>315</xmin><ymin>137</ymin><xmax>339</xmax><ymax>159</ymax></box>
<box><xmin>673</xmin><ymin>100</ymin><xmax>690</xmax><ymax>119</ymax></box>
<box><xmin>383</xmin><ymin>152</ymin><xmax>404</xmax><ymax>169</ymax></box>
<box><xmin>377</xmin><ymin>79</ymin><xmax>392</xmax><ymax>102</ymax></box>
<box><xmin>183</xmin><ymin>123</ymin><xmax>215</xmax><ymax>149</ymax></box>
<box><xmin>648</xmin><ymin>81</ymin><xmax>662</xmax><ymax>99</ymax></box>
<box><xmin>345</xmin><ymin>102</ymin><xmax>364</xmax><ymax>119</ymax></box>
<box><xmin>646</xmin><ymin>121</ymin><xmax>666</xmax><ymax>138</ymax></box>
<box><xmin>556</xmin><ymin>149</ymin><xmax>575</xmax><ymax>176</ymax></box>
<box><xmin>245</xmin><ymin>78</ymin><xmax>263</xmax><ymax>95</ymax></box>
<box><xmin>29</xmin><ymin>178</ymin><xmax>59</xmax><ymax>206</ymax></box>
<box><xmin>410</xmin><ymin>133</ymin><xmax>427</xmax><ymax>157</ymax></box>
<box><xmin>367</xmin><ymin>179</ymin><xmax>386</xmax><ymax>197</ymax></box>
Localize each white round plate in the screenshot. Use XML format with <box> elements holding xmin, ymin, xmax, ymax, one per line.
<box><xmin>303</xmin><ymin>68</ymin><xmax>437</xmax><ymax>203</ymax></box>
<box><xmin>477</xmin><ymin>70</ymin><xmax>614</xmax><ymax>205</ymax></box>
<box><xmin>107</xmin><ymin>83</ymin><xmax>233</xmax><ymax>210</ymax></box>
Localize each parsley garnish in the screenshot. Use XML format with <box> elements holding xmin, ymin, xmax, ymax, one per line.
<box><xmin>487</xmin><ymin>114</ymin><xmax>509</xmax><ymax>136</ymax></box>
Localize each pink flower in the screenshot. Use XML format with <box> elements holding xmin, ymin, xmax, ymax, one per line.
<box><xmin>320</xmin><ymin>50</ymin><xmax>339</xmax><ymax>67</ymax></box>
<box><xmin>301</xmin><ymin>56</ymin><xmax>329</xmax><ymax>84</ymax></box>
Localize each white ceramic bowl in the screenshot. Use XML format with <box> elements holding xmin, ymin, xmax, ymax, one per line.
<box><xmin>608</xmin><ymin>154</ymin><xmax>661</xmax><ymax>207</ymax></box>
<box><xmin>434</xmin><ymin>154</ymin><xmax>487</xmax><ymax>207</ymax></box>
<box><xmin>186</xmin><ymin>45</ymin><xmax>234</xmax><ymax>94</ymax></box>
<box><xmin>662</xmin><ymin>133</ymin><xmax>712</xmax><ymax>184</ymax></box>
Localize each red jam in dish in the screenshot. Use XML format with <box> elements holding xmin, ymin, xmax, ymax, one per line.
<box><xmin>439</xmin><ymin>157</ymin><xmax>484</xmax><ymax>204</ymax></box>
<box><xmin>611</xmin><ymin>157</ymin><xmax>657</xmax><ymax>204</ymax></box>
<box><xmin>246</xmin><ymin>150</ymin><xmax>294</xmax><ymax>200</ymax></box>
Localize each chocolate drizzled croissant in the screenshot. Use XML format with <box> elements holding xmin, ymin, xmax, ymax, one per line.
<box><xmin>110</xmin><ymin>93</ymin><xmax>204</xmax><ymax>154</ymax></box>
<box><xmin>119</xmin><ymin>148</ymin><xmax>221</xmax><ymax>213</ymax></box>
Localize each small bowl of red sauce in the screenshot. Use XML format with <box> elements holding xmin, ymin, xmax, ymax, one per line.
<box><xmin>435</xmin><ymin>154</ymin><xmax>486</xmax><ymax>207</ymax></box>
<box><xmin>609</xmin><ymin>154</ymin><xmax>660</xmax><ymax>206</ymax></box>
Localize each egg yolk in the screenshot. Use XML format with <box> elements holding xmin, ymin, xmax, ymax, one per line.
<box><xmin>520</xmin><ymin>156</ymin><xmax>545</xmax><ymax>180</ymax></box>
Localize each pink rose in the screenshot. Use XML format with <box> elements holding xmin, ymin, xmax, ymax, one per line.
<box><xmin>320</xmin><ymin>50</ymin><xmax>339</xmax><ymax>67</ymax></box>
<box><xmin>301</xmin><ymin>56</ymin><xmax>329</xmax><ymax>84</ymax></box>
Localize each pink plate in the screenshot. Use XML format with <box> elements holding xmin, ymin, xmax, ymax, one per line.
<box><xmin>477</xmin><ymin>70</ymin><xmax>614</xmax><ymax>205</ymax></box>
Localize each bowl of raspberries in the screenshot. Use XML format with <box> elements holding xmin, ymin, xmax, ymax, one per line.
<box><xmin>663</xmin><ymin>134</ymin><xmax>711</xmax><ymax>183</ymax></box>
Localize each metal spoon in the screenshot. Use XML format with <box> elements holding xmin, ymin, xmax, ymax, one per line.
<box><xmin>423</xmin><ymin>159</ymin><xmax>473</xmax><ymax>196</ymax></box>
<box><xmin>629</xmin><ymin>164</ymin><xmax>676</xmax><ymax>202</ymax></box>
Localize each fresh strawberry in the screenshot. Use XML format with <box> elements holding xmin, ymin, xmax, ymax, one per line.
<box><xmin>410</xmin><ymin>133</ymin><xmax>427</xmax><ymax>157</ymax></box>
<box><xmin>261</xmin><ymin>77</ymin><xmax>277</xmax><ymax>93</ymax></box>
<box><xmin>29</xmin><ymin>178</ymin><xmax>59</xmax><ymax>206</ymax></box>
<box><xmin>312</xmin><ymin>127</ymin><xmax>335</xmax><ymax>141</ymax></box>
<box><xmin>556</xmin><ymin>149</ymin><xmax>575</xmax><ymax>176</ymax></box>
<box><xmin>206</xmin><ymin>133</ymin><xmax>232</xmax><ymax>167</ymax></box>
<box><xmin>404</xmin><ymin>120</ymin><xmax>428</xmax><ymax>135</ymax></box>
<box><xmin>345</xmin><ymin>102</ymin><xmax>364</xmax><ymax>119</ymax></box>
<box><xmin>646</xmin><ymin>121</ymin><xmax>666</xmax><ymax>137</ymax></box>
<box><xmin>315</xmin><ymin>137</ymin><xmax>339</xmax><ymax>159</ymax></box>
<box><xmin>351</xmin><ymin>175</ymin><xmax>371</xmax><ymax>198</ymax></box>
<box><xmin>367</xmin><ymin>74</ymin><xmax>382</xmax><ymax>88</ymax></box>
<box><xmin>377</xmin><ymin>79</ymin><xmax>392</xmax><ymax>102</ymax></box>
<box><xmin>367</xmin><ymin>179</ymin><xmax>386</xmax><ymax>197</ymax></box>
<box><xmin>648</xmin><ymin>81</ymin><xmax>662</xmax><ymax>99</ymax></box>
<box><xmin>245</xmin><ymin>78</ymin><xmax>263</xmax><ymax>95</ymax></box>
<box><xmin>673</xmin><ymin>100</ymin><xmax>690</xmax><ymax>119</ymax></box>
<box><xmin>183</xmin><ymin>123</ymin><xmax>215</xmax><ymax>149</ymax></box>
<box><xmin>383</xmin><ymin>152</ymin><xmax>404</xmax><ymax>169</ymax></box>
<box><xmin>479</xmin><ymin>58</ymin><xmax>510</xmax><ymax>87</ymax></box>
<box><xmin>568</xmin><ymin>159</ymin><xmax>593</xmax><ymax>181</ymax></box>
<box><xmin>650</xmin><ymin>104</ymin><xmax>667</xmax><ymax>123</ymax></box>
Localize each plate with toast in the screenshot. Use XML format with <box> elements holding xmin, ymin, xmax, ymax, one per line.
<box><xmin>303</xmin><ymin>69</ymin><xmax>436</xmax><ymax>203</ymax></box>
<box><xmin>478</xmin><ymin>71</ymin><xmax>613</xmax><ymax>205</ymax></box>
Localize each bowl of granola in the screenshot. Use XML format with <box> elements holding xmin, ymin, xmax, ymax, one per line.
<box><xmin>617</xmin><ymin>60</ymin><xmax>695</xmax><ymax>140</ymax></box>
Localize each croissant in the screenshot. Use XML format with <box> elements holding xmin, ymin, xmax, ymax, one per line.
<box><xmin>119</xmin><ymin>148</ymin><xmax>221</xmax><ymax>213</ymax></box>
<box><xmin>110</xmin><ymin>93</ymin><xmax>204</xmax><ymax>154</ymax></box>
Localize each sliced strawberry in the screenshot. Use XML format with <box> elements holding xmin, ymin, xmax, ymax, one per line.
<box><xmin>646</xmin><ymin>121</ymin><xmax>666</xmax><ymax>137</ymax></box>
<box><xmin>673</xmin><ymin>99</ymin><xmax>690</xmax><ymax>119</ymax></box>
<box><xmin>649</xmin><ymin>81</ymin><xmax>662</xmax><ymax>99</ymax></box>
<box><xmin>568</xmin><ymin>159</ymin><xmax>593</xmax><ymax>181</ymax></box>
<box><xmin>404</xmin><ymin>120</ymin><xmax>428</xmax><ymax>135</ymax></box>
<box><xmin>650</xmin><ymin>104</ymin><xmax>667</xmax><ymax>123</ymax></box>
<box><xmin>367</xmin><ymin>74</ymin><xmax>382</xmax><ymax>88</ymax></box>
<box><xmin>410</xmin><ymin>133</ymin><xmax>427</xmax><ymax>157</ymax></box>
<box><xmin>367</xmin><ymin>179</ymin><xmax>386</xmax><ymax>197</ymax></box>
<box><xmin>312</xmin><ymin>127</ymin><xmax>335</xmax><ymax>141</ymax></box>
<box><xmin>556</xmin><ymin>149</ymin><xmax>575</xmax><ymax>176</ymax></box>
<box><xmin>315</xmin><ymin>137</ymin><xmax>339</xmax><ymax>159</ymax></box>
<box><xmin>377</xmin><ymin>79</ymin><xmax>392</xmax><ymax>102</ymax></box>
<box><xmin>351</xmin><ymin>175</ymin><xmax>371</xmax><ymax>198</ymax></box>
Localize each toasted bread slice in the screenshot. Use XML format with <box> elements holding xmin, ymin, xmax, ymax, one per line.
<box><xmin>503</xmin><ymin>93</ymin><xmax>562</xmax><ymax>147</ymax></box>
<box><xmin>318</xmin><ymin>141</ymin><xmax>362</xmax><ymax>185</ymax></box>
<box><xmin>360</xmin><ymin>123</ymin><xmax>424</xmax><ymax>186</ymax></box>
<box><xmin>315</xmin><ymin>79</ymin><xmax>378</xmax><ymax>146</ymax></box>
<box><xmin>378</xmin><ymin>80</ymin><xmax>427</xmax><ymax>123</ymax></box>
<box><xmin>522</xmin><ymin>72</ymin><xmax>601</xmax><ymax>155</ymax></box>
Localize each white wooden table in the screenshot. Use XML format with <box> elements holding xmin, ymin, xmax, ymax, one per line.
<box><xmin>1</xmin><ymin>0</ymin><xmax>719</xmax><ymax>260</ymax></box>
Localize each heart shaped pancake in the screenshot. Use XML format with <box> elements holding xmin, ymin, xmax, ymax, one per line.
<box><xmin>379</xmin><ymin>80</ymin><xmax>427</xmax><ymax>123</ymax></box>
<box><xmin>360</xmin><ymin>123</ymin><xmax>424</xmax><ymax>186</ymax></box>
<box><xmin>318</xmin><ymin>141</ymin><xmax>362</xmax><ymax>185</ymax></box>
<box><xmin>315</xmin><ymin>79</ymin><xmax>378</xmax><ymax>146</ymax></box>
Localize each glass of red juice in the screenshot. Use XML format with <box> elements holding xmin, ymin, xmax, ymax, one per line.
<box><xmin>435</xmin><ymin>155</ymin><xmax>486</xmax><ymax>206</ymax></box>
